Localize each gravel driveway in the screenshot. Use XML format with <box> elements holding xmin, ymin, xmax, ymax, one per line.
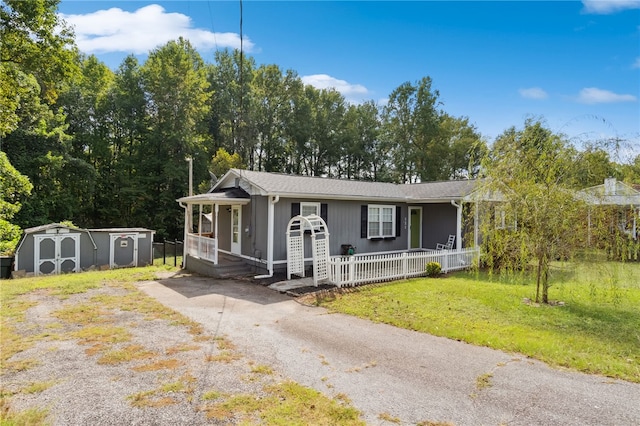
<box><xmin>138</xmin><ymin>273</ymin><xmax>640</xmax><ymax>426</ymax></box>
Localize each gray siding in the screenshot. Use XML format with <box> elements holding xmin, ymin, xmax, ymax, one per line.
<box><xmin>422</xmin><ymin>204</ymin><xmax>458</xmax><ymax>249</ymax></box>
<box><xmin>272</xmin><ymin>198</ymin><xmax>408</xmax><ymax>262</ymax></box>
<box><xmin>245</xmin><ymin>196</ymin><xmax>269</xmax><ymax>261</ymax></box>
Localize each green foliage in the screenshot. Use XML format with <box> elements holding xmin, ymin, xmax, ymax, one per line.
<box><xmin>210</xmin><ymin>148</ymin><xmax>245</xmax><ymax>180</ymax></box>
<box><xmin>0</xmin><ymin>0</ymin><xmax>79</xmax><ymax>136</ymax></box>
<box><xmin>0</xmin><ymin>152</ymin><xmax>32</xmax><ymax>254</ymax></box>
<box><xmin>478</xmin><ymin>119</ymin><xmax>590</xmax><ymax>303</ymax></box>
<box><xmin>425</xmin><ymin>261</ymin><xmax>441</xmax><ymax>277</ymax></box>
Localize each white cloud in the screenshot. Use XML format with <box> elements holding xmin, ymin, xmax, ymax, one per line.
<box><xmin>633</xmin><ymin>57</ymin><xmax>640</xmax><ymax>69</ymax></box>
<box><xmin>301</xmin><ymin>74</ymin><xmax>369</xmax><ymax>100</ymax></box>
<box><xmin>582</xmin><ymin>0</ymin><xmax>640</xmax><ymax>14</ymax></box>
<box><xmin>518</xmin><ymin>87</ymin><xmax>548</xmax><ymax>100</ymax></box>
<box><xmin>576</xmin><ymin>87</ymin><xmax>637</xmax><ymax>104</ymax></box>
<box><xmin>60</xmin><ymin>4</ymin><xmax>254</xmax><ymax>55</ymax></box>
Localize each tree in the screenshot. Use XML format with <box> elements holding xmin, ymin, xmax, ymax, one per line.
<box><xmin>0</xmin><ymin>152</ymin><xmax>33</xmax><ymax>254</ymax></box>
<box><xmin>198</xmin><ymin>148</ymin><xmax>246</xmax><ymax>193</ymax></box>
<box><xmin>207</xmin><ymin>49</ymin><xmax>256</xmax><ymax>166</ymax></box>
<box><xmin>140</xmin><ymin>38</ymin><xmax>211</xmax><ymax>238</ymax></box>
<box><xmin>382</xmin><ymin>77</ymin><xmax>443</xmax><ymax>183</ymax></box>
<box><xmin>478</xmin><ymin>120</ymin><xmax>589</xmax><ymax>304</ymax></box>
<box><xmin>0</xmin><ymin>0</ymin><xmax>79</xmax><ymax>136</ymax></box>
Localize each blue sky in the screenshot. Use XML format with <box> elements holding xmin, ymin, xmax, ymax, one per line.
<box><xmin>57</xmin><ymin>1</ymin><xmax>640</xmax><ymax>158</ymax></box>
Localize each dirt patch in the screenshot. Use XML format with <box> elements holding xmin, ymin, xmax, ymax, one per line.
<box><xmin>1</xmin><ymin>282</ymin><xmax>285</xmax><ymax>425</ymax></box>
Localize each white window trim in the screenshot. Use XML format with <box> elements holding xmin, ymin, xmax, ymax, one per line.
<box><xmin>301</xmin><ymin>202</ymin><xmax>320</xmax><ymax>230</ymax></box>
<box><xmin>368</xmin><ymin>204</ymin><xmax>395</xmax><ymax>239</ymax></box>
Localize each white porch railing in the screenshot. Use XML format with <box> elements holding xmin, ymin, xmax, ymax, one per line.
<box><xmin>328</xmin><ymin>247</ymin><xmax>479</xmax><ymax>288</ymax></box>
<box><xmin>186</xmin><ymin>233</ymin><xmax>218</xmax><ymax>264</ymax></box>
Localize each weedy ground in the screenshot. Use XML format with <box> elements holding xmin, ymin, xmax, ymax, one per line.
<box><xmin>0</xmin><ymin>266</ymin><xmax>364</xmax><ymax>425</ymax></box>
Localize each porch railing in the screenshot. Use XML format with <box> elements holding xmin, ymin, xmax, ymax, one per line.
<box><xmin>328</xmin><ymin>247</ymin><xmax>479</xmax><ymax>288</ymax></box>
<box><xmin>186</xmin><ymin>233</ymin><xmax>218</xmax><ymax>264</ymax></box>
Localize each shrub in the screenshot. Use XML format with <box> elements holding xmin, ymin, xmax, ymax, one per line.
<box><xmin>425</xmin><ymin>261</ymin><xmax>441</xmax><ymax>277</ymax></box>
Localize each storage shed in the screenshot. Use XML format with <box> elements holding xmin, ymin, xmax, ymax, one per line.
<box><xmin>13</xmin><ymin>224</ymin><xmax>155</xmax><ymax>276</ymax></box>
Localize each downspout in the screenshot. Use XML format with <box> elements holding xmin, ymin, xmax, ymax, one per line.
<box><xmin>179</xmin><ymin>201</ymin><xmax>188</xmax><ymax>269</ymax></box>
<box><xmin>451</xmin><ymin>200</ymin><xmax>462</xmax><ymax>250</ymax></box>
<box><xmin>255</xmin><ymin>195</ymin><xmax>280</xmax><ymax>279</ymax></box>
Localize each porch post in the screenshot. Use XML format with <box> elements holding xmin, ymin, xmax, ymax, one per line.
<box><xmin>214</xmin><ymin>204</ymin><xmax>219</xmax><ymax>264</ymax></box>
<box><xmin>451</xmin><ymin>200</ymin><xmax>462</xmax><ymax>250</ymax></box>
<box><xmin>198</xmin><ymin>204</ymin><xmax>203</xmax><ymax>236</ymax></box>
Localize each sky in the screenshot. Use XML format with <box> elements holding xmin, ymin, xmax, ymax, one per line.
<box><xmin>57</xmin><ymin>1</ymin><xmax>640</xmax><ymax>159</ymax></box>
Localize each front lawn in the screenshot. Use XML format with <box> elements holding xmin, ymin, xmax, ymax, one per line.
<box><xmin>319</xmin><ymin>261</ymin><xmax>640</xmax><ymax>383</ymax></box>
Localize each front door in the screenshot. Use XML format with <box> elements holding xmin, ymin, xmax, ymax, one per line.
<box><xmin>110</xmin><ymin>233</ymin><xmax>139</xmax><ymax>268</ymax></box>
<box><xmin>409</xmin><ymin>207</ymin><xmax>422</xmax><ymax>249</ymax></box>
<box><xmin>34</xmin><ymin>234</ymin><xmax>80</xmax><ymax>275</ymax></box>
<box><xmin>231</xmin><ymin>205</ymin><xmax>241</xmax><ymax>255</ymax></box>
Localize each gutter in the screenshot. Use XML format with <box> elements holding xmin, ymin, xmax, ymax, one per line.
<box><xmin>255</xmin><ymin>195</ymin><xmax>280</xmax><ymax>279</ymax></box>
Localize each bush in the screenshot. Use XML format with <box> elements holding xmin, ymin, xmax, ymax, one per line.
<box><xmin>425</xmin><ymin>261</ymin><xmax>441</xmax><ymax>277</ymax></box>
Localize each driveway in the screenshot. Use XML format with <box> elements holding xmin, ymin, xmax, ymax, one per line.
<box><xmin>138</xmin><ymin>274</ymin><xmax>640</xmax><ymax>426</ymax></box>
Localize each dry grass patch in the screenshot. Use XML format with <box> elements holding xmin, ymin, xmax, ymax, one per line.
<box><xmin>52</xmin><ymin>303</ymin><xmax>110</xmax><ymax>325</ymax></box>
<box><xmin>165</xmin><ymin>343</ymin><xmax>201</xmax><ymax>355</ymax></box>
<box><xmin>201</xmin><ymin>390</ymin><xmax>225</xmax><ymax>401</ymax></box>
<box><xmin>214</xmin><ymin>336</ymin><xmax>236</xmax><ymax>351</ymax></box>
<box><xmin>205</xmin><ymin>351</ymin><xmax>242</xmax><ymax>364</ymax></box>
<box><xmin>0</xmin><ymin>397</ymin><xmax>49</xmax><ymax>426</ymax></box>
<box><xmin>128</xmin><ymin>390</ymin><xmax>178</xmax><ymax>409</ymax></box>
<box><xmin>98</xmin><ymin>344</ymin><xmax>156</xmax><ymax>365</ymax></box>
<box><xmin>475</xmin><ymin>372</ymin><xmax>493</xmax><ymax>390</ymax></box>
<box><xmin>132</xmin><ymin>358</ymin><xmax>182</xmax><ymax>372</ymax></box>
<box><xmin>2</xmin><ymin>359</ymin><xmax>40</xmax><ymax>374</ymax></box>
<box><xmin>22</xmin><ymin>380</ymin><xmax>56</xmax><ymax>394</ymax></box>
<box><xmin>70</xmin><ymin>325</ymin><xmax>131</xmax><ymax>346</ymax></box>
<box><xmin>379</xmin><ymin>411</ymin><xmax>401</xmax><ymax>423</ymax></box>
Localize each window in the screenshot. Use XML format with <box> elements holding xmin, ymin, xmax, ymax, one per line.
<box><xmin>301</xmin><ymin>202</ymin><xmax>320</xmax><ymax>218</ymax></box>
<box><xmin>300</xmin><ymin>202</ymin><xmax>321</xmax><ymax>231</ymax></box>
<box><xmin>368</xmin><ymin>205</ymin><xmax>395</xmax><ymax>238</ymax></box>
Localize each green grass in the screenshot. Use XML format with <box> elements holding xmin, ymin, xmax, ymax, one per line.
<box><xmin>320</xmin><ymin>260</ymin><xmax>640</xmax><ymax>383</ymax></box>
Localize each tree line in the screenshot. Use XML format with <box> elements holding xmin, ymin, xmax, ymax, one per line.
<box><xmin>1</xmin><ymin>0</ymin><xmax>639</xmax><ymax>250</ymax></box>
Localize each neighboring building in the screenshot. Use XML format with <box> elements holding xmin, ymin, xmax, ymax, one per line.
<box><xmin>14</xmin><ymin>224</ymin><xmax>155</xmax><ymax>276</ymax></box>
<box><xmin>579</xmin><ymin>177</ymin><xmax>640</xmax><ymax>240</ymax></box>
<box><xmin>177</xmin><ymin>169</ymin><xmax>480</xmax><ymax>279</ymax></box>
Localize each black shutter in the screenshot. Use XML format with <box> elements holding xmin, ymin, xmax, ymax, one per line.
<box><xmin>291</xmin><ymin>202</ymin><xmax>300</xmax><ymax>217</ymax></box>
<box><xmin>320</xmin><ymin>203</ymin><xmax>328</xmax><ymax>224</ymax></box>
<box><xmin>396</xmin><ymin>206</ymin><xmax>402</xmax><ymax>237</ymax></box>
<box><xmin>361</xmin><ymin>205</ymin><xmax>368</xmax><ymax>238</ymax></box>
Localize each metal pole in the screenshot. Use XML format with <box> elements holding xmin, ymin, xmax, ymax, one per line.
<box><xmin>174</xmin><ymin>239</ymin><xmax>178</xmax><ymax>267</ymax></box>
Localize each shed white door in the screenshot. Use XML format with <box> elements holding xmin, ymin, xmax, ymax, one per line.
<box><xmin>231</xmin><ymin>205</ymin><xmax>242</xmax><ymax>255</ymax></box>
<box><xmin>34</xmin><ymin>234</ymin><xmax>80</xmax><ymax>275</ymax></box>
<box><xmin>110</xmin><ymin>233</ymin><xmax>139</xmax><ymax>268</ymax></box>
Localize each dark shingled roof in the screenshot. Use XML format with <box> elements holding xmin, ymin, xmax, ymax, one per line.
<box><xmin>217</xmin><ymin>169</ymin><xmax>479</xmax><ymax>201</ymax></box>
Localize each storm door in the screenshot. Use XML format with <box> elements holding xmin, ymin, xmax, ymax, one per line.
<box><xmin>231</xmin><ymin>205</ymin><xmax>242</xmax><ymax>255</ymax></box>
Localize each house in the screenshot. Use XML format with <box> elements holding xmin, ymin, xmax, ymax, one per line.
<box><xmin>13</xmin><ymin>224</ymin><xmax>155</xmax><ymax>276</ymax></box>
<box><xmin>579</xmin><ymin>177</ymin><xmax>640</xmax><ymax>241</ymax></box>
<box><xmin>177</xmin><ymin>169</ymin><xmax>480</xmax><ymax>282</ymax></box>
